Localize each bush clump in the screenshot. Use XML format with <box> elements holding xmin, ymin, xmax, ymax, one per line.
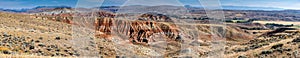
<box><xmin>261</xmin><ymin>50</ymin><xmax>273</xmax><ymax>54</ymax></box>
<box><xmin>271</xmin><ymin>43</ymin><xmax>283</xmax><ymax>49</ymax></box>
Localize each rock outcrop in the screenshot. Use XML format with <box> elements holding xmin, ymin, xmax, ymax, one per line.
<box><xmin>95</xmin><ymin>17</ymin><xmax>180</xmax><ymax>45</ymax></box>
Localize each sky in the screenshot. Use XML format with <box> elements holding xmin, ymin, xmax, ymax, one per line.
<box><xmin>0</xmin><ymin>0</ymin><xmax>300</xmax><ymax>10</ymax></box>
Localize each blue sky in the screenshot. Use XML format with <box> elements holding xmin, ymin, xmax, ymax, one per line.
<box><xmin>0</xmin><ymin>0</ymin><xmax>300</xmax><ymax>10</ymax></box>
<box><xmin>0</xmin><ymin>0</ymin><xmax>77</xmax><ymax>9</ymax></box>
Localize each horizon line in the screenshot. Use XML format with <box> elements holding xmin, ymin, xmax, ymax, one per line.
<box><xmin>1</xmin><ymin>5</ymin><xmax>299</xmax><ymax>11</ymax></box>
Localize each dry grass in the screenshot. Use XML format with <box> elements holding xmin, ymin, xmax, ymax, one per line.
<box><xmin>0</xmin><ymin>54</ymin><xmax>53</xmax><ymax>58</ymax></box>
<box><xmin>0</xmin><ymin>54</ymin><xmax>105</xmax><ymax>58</ymax></box>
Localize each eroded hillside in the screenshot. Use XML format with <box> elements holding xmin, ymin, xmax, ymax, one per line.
<box><xmin>0</xmin><ymin>10</ymin><xmax>299</xmax><ymax>58</ymax></box>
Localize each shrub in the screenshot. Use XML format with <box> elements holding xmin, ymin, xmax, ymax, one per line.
<box><xmin>271</xmin><ymin>43</ymin><xmax>283</xmax><ymax>49</ymax></box>
<box><xmin>261</xmin><ymin>50</ymin><xmax>273</xmax><ymax>54</ymax></box>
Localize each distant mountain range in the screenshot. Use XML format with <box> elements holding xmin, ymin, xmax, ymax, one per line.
<box><xmin>221</xmin><ymin>6</ymin><xmax>285</xmax><ymax>10</ymax></box>
<box><xmin>0</xmin><ymin>6</ymin><xmax>72</xmax><ymax>13</ymax></box>
<box><xmin>0</xmin><ymin>5</ymin><xmax>295</xmax><ymax>13</ymax></box>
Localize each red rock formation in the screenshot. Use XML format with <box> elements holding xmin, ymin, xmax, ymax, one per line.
<box><xmin>95</xmin><ymin>17</ymin><xmax>114</xmax><ymax>35</ymax></box>
<box><xmin>93</xmin><ymin>12</ymin><xmax>253</xmax><ymax>45</ymax></box>
<box><xmin>94</xmin><ymin>17</ymin><xmax>180</xmax><ymax>45</ymax></box>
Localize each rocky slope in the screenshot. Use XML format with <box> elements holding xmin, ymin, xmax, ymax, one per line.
<box><xmin>0</xmin><ymin>12</ymin><xmax>78</xmax><ymax>57</ymax></box>
<box><xmin>1</xmin><ymin>10</ymin><xmax>299</xmax><ymax>58</ymax></box>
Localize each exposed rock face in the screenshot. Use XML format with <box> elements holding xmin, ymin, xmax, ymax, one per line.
<box><xmin>129</xmin><ymin>21</ymin><xmax>180</xmax><ymax>44</ymax></box>
<box><xmin>95</xmin><ymin>17</ymin><xmax>114</xmax><ymax>37</ymax></box>
<box><xmin>95</xmin><ymin>17</ymin><xmax>180</xmax><ymax>45</ymax></box>
<box><xmin>92</xmin><ymin>12</ymin><xmax>182</xmax><ymax>45</ymax></box>
<box><xmin>94</xmin><ymin>13</ymin><xmax>254</xmax><ymax>45</ymax></box>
